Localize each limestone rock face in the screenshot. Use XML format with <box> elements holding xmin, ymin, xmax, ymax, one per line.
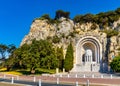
<box><xmin>57</xmin><ymin>17</ymin><xmax>74</xmax><ymax>36</ymax></box>
<box><xmin>21</xmin><ymin>19</ymin><xmax>56</xmax><ymax>45</ymax></box>
<box><xmin>113</xmin><ymin>18</ymin><xmax>120</xmax><ymax>30</ymax></box>
<box><xmin>20</xmin><ymin>17</ymin><xmax>120</xmax><ymax>65</ymax></box>
<box><xmin>109</xmin><ymin>36</ymin><xmax>119</xmax><ymax>59</ymax></box>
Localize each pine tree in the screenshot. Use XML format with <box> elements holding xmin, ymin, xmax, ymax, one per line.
<box><xmin>56</xmin><ymin>47</ymin><xmax>64</xmax><ymax>70</ymax></box>
<box><xmin>64</xmin><ymin>43</ymin><xmax>74</xmax><ymax>72</ymax></box>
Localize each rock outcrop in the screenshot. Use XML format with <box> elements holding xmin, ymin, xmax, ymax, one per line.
<box><xmin>20</xmin><ymin>17</ymin><xmax>120</xmax><ymax>64</ymax></box>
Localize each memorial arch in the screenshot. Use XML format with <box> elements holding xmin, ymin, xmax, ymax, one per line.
<box><xmin>72</xmin><ymin>36</ymin><xmax>104</xmax><ymax>72</ymax></box>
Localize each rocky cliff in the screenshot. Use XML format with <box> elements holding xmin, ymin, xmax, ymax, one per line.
<box><xmin>20</xmin><ymin>17</ymin><xmax>120</xmax><ymax>63</ymax></box>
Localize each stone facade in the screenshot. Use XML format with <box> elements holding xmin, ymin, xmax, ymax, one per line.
<box><xmin>20</xmin><ymin>17</ymin><xmax>120</xmax><ymax>73</ymax></box>
<box><xmin>71</xmin><ymin>34</ymin><xmax>107</xmax><ymax>72</ymax></box>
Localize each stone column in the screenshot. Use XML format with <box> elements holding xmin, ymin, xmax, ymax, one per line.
<box><xmin>91</xmin><ymin>56</ymin><xmax>92</xmax><ymax>62</ymax></box>
<box><xmin>86</xmin><ymin>56</ymin><xmax>88</xmax><ymax>62</ymax></box>
<box><xmin>87</xmin><ymin>56</ymin><xmax>89</xmax><ymax>62</ymax></box>
<box><xmin>85</xmin><ymin>56</ymin><xmax>86</xmax><ymax>62</ymax></box>
<box><xmin>90</xmin><ymin>56</ymin><xmax>91</xmax><ymax>63</ymax></box>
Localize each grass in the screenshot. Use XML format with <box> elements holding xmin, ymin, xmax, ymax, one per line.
<box><xmin>35</xmin><ymin>68</ymin><xmax>56</xmax><ymax>74</ymax></box>
<box><xmin>3</xmin><ymin>71</ymin><xmax>23</xmax><ymax>75</ymax></box>
<box><xmin>0</xmin><ymin>68</ymin><xmax>23</xmax><ymax>75</ymax></box>
<box><xmin>0</xmin><ymin>67</ymin><xmax>56</xmax><ymax>75</ymax></box>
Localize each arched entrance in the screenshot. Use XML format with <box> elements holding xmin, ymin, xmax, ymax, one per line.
<box><xmin>72</xmin><ymin>36</ymin><xmax>103</xmax><ymax>72</ymax></box>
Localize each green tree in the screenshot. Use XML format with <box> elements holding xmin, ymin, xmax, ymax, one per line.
<box><xmin>0</xmin><ymin>44</ymin><xmax>8</xmax><ymax>59</ymax></box>
<box><xmin>73</xmin><ymin>15</ymin><xmax>83</xmax><ymax>23</ymax></box>
<box><xmin>56</xmin><ymin>47</ymin><xmax>64</xmax><ymax>70</ymax></box>
<box><xmin>55</xmin><ymin>10</ymin><xmax>70</xmax><ymax>19</ymax></box>
<box><xmin>82</xmin><ymin>13</ymin><xmax>95</xmax><ymax>23</ymax></box>
<box><xmin>41</xmin><ymin>54</ymin><xmax>58</xmax><ymax>69</ymax></box>
<box><xmin>8</xmin><ymin>39</ymin><xmax>59</xmax><ymax>73</ymax></box>
<box><xmin>115</xmin><ymin>8</ymin><xmax>120</xmax><ymax>14</ymax></box>
<box><xmin>4</xmin><ymin>45</ymin><xmax>18</xmax><ymax>71</ymax></box>
<box><xmin>5</xmin><ymin>56</ymin><xmax>17</xmax><ymax>71</ymax></box>
<box><xmin>110</xmin><ymin>56</ymin><xmax>120</xmax><ymax>72</ymax></box>
<box><xmin>64</xmin><ymin>43</ymin><xmax>74</xmax><ymax>72</ymax></box>
<box><xmin>8</xmin><ymin>44</ymin><xmax>16</xmax><ymax>56</ymax></box>
<box><xmin>39</xmin><ymin>40</ymin><xmax>58</xmax><ymax>69</ymax></box>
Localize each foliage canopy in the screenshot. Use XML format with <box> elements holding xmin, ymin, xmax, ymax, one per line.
<box><xmin>110</xmin><ymin>56</ymin><xmax>120</xmax><ymax>72</ymax></box>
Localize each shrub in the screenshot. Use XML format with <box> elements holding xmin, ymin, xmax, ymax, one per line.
<box><xmin>91</xmin><ymin>23</ymin><xmax>97</xmax><ymax>30</ymax></box>
<box><xmin>110</xmin><ymin>56</ymin><xmax>120</xmax><ymax>72</ymax></box>
<box><xmin>52</xmin><ymin>35</ymin><xmax>61</xmax><ymax>43</ymax></box>
<box><xmin>55</xmin><ymin>10</ymin><xmax>70</xmax><ymax>19</ymax></box>
<box><xmin>103</xmin><ymin>29</ymin><xmax>119</xmax><ymax>38</ymax></box>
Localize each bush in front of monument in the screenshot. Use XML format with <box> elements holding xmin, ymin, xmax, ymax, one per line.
<box><xmin>110</xmin><ymin>56</ymin><xmax>120</xmax><ymax>72</ymax></box>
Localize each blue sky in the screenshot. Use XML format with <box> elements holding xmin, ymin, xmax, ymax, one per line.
<box><xmin>0</xmin><ymin>0</ymin><xmax>120</xmax><ymax>47</ymax></box>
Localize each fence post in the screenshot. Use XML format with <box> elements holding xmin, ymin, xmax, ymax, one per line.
<box><xmin>83</xmin><ymin>74</ymin><xmax>85</xmax><ymax>78</ymax></box>
<box><xmin>57</xmin><ymin>78</ymin><xmax>59</xmax><ymax>84</ymax></box>
<box><xmin>39</xmin><ymin>79</ymin><xmax>41</xmax><ymax>86</ymax></box>
<box><xmin>86</xmin><ymin>79</ymin><xmax>89</xmax><ymax>86</ymax></box>
<box><xmin>76</xmin><ymin>74</ymin><xmax>77</xmax><ymax>78</ymax></box>
<box><xmin>68</xmin><ymin>74</ymin><xmax>69</xmax><ymax>78</ymax></box>
<box><xmin>11</xmin><ymin>77</ymin><xmax>14</xmax><ymax>84</ymax></box>
<box><xmin>4</xmin><ymin>74</ymin><xmax>6</xmax><ymax>79</ymax></box>
<box><xmin>76</xmin><ymin>81</ymin><xmax>78</xmax><ymax>86</ymax></box>
<box><xmin>110</xmin><ymin>74</ymin><xmax>112</xmax><ymax>79</ymax></box>
<box><xmin>53</xmin><ymin>74</ymin><xmax>55</xmax><ymax>77</ymax></box>
<box><xmin>92</xmin><ymin>74</ymin><xmax>94</xmax><ymax>78</ymax></box>
<box><xmin>101</xmin><ymin>74</ymin><xmax>103</xmax><ymax>78</ymax></box>
<box><xmin>33</xmin><ymin>76</ymin><xmax>36</xmax><ymax>82</ymax></box>
<box><xmin>60</xmin><ymin>74</ymin><xmax>62</xmax><ymax>77</ymax></box>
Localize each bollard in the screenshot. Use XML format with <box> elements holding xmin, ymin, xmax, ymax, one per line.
<box><xmin>92</xmin><ymin>74</ymin><xmax>94</xmax><ymax>78</ymax></box>
<box><xmin>57</xmin><ymin>78</ymin><xmax>59</xmax><ymax>84</ymax></box>
<box><xmin>86</xmin><ymin>79</ymin><xmax>89</xmax><ymax>86</ymax></box>
<box><xmin>101</xmin><ymin>75</ymin><xmax>103</xmax><ymax>78</ymax></box>
<box><xmin>17</xmin><ymin>76</ymin><xmax>19</xmax><ymax>80</ymax></box>
<box><xmin>75</xmin><ymin>74</ymin><xmax>77</xmax><ymax>78</ymax></box>
<box><xmin>110</xmin><ymin>74</ymin><xmax>112</xmax><ymax>79</ymax></box>
<box><xmin>76</xmin><ymin>81</ymin><xmax>78</xmax><ymax>86</ymax></box>
<box><xmin>4</xmin><ymin>74</ymin><xmax>6</xmax><ymax>79</ymax></box>
<box><xmin>68</xmin><ymin>74</ymin><xmax>70</xmax><ymax>78</ymax></box>
<box><xmin>83</xmin><ymin>74</ymin><xmax>85</xmax><ymax>78</ymax></box>
<box><xmin>11</xmin><ymin>77</ymin><xmax>14</xmax><ymax>84</ymax></box>
<box><xmin>33</xmin><ymin>76</ymin><xmax>36</xmax><ymax>82</ymax></box>
<box><xmin>60</xmin><ymin>74</ymin><xmax>62</xmax><ymax>77</ymax></box>
<box><xmin>53</xmin><ymin>74</ymin><xmax>55</xmax><ymax>77</ymax></box>
<box><xmin>39</xmin><ymin>79</ymin><xmax>41</xmax><ymax>86</ymax></box>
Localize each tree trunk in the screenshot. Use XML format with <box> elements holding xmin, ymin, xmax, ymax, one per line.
<box><xmin>6</xmin><ymin>66</ymin><xmax>11</xmax><ymax>71</ymax></box>
<box><xmin>31</xmin><ymin>69</ymin><xmax>35</xmax><ymax>74</ymax></box>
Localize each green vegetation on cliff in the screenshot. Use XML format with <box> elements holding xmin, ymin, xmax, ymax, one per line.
<box><xmin>73</xmin><ymin>8</ymin><xmax>120</xmax><ymax>28</ymax></box>
<box><xmin>102</xmin><ymin>29</ymin><xmax>119</xmax><ymax>38</ymax></box>
<box><xmin>35</xmin><ymin>8</ymin><xmax>120</xmax><ymax>28</ymax></box>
